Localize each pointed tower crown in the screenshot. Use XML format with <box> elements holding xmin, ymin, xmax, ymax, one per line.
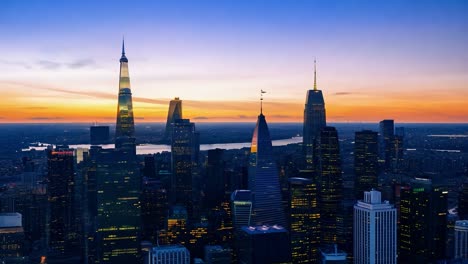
<box><xmin>120</xmin><ymin>38</ymin><xmax>128</xmax><ymax>63</ymax></box>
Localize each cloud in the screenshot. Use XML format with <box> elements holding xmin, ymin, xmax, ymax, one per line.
<box><xmin>0</xmin><ymin>59</ymin><xmax>32</xmax><ymax>69</ymax></box>
<box><xmin>135</xmin><ymin>117</ymin><xmax>145</xmax><ymax>120</ymax></box>
<box><xmin>35</xmin><ymin>59</ymin><xmax>96</xmax><ymax>70</ymax></box>
<box><xmin>193</xmin><ymin>116</ymin><xmax>209</xmax><ymax>120</ymax></box>
<box><xmin>270</xmin><ymin>115</ymin><xmax>293</xmax><ymax>118</ymax></box>
<box><xmin>37</xmin><ymin>60</ymin><xmax>61</xmax><ymax>70</ymax></box>
<box><xmin>29</xmin><ymin>117</ymin><xmax>63</xmax><ymax>120</ymax></box>
<box><xmin>334</xmin><ymin>92</ymin><xmax>353</xmax><ymax>96</ymax></box>
<box><xmin>67</xmin><ymin>59</ymin><xmax>96</xmax><ymax>69</ymax></box>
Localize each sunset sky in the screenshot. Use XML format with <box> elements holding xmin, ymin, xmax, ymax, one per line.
<box><xmin>1</xmin><ymin>0</ymin><xmax>467</xmax><ymax>123</ymax></box>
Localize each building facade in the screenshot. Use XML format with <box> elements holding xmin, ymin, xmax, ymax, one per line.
<box><xmin>354</xmin><ymin>190</ymin><xmax>397</xmax><ymax>264</ymax></box>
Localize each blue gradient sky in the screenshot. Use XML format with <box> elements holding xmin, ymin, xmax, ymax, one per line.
<box><xmin>1</xmin><ymin>0</ymin><xmax>467</xmax><ymax>122</ymax></box>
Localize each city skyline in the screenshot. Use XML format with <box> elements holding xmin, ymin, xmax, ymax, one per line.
<box><xmin>1</xmin><ymin>0</ymin><xmax>467</xmax><ymax>123</ymax></box>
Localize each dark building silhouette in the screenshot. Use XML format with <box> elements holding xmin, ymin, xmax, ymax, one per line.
<box><xmin>205</xmin><ymin>149</ymin><xmax>225</xmax><ymax>209</ymax></box>
<box><xmin>237</xmin><ymin>225</ymin><xmax>291</xmax><ymax>264</ymax></box>
<box><xmin>171</xmin><ymin>119</ymin><xmax>199</xmax><ymax>220</ymax></box>
<box><xmin>143</xmin><ymin>156</ymin><xmax>157</xmax><ymax>179</ymax></box>
<box><xmin>0</xmin><ymin>213</ymin><xmax>26</xmax><ymax>262</ymax></box>
<box><xmin>318</xmin><ymin>127</ymin><xmax>343</xmax><ymax>246</ymax></box>
<box><xmin>303</xmin><ymin>60</ymin><xmax>326</xmax><ymax>171</ymax></box>
<box><xmin>379</xmin><ymin>119</ymin><xmax>394</xmax><ymax>171</ymax></box>
<box><xmin>248</xmin><ymin>110</ymin><xmax>286</xmax><ymax>227</ymax></box>
<box><xmin>459</xmin><ymin>180</ymin><xmax>468</xmax><ymax>220</ymax></box>
<box><xmin>141</xmin><ymin>178</ymin><xmax>168</xmax><ymax>243</ymax></box>
<box><xmin>95</xmin><ymin>147</ymin><xmax>141</xmax><ymax>263</ymax></box>
<box><xmin>90</xmin><ymin>126</ymin><xmax>110</xmax><ymax>145</ymax></box>
<box><xmin>289</xmin><ymin>177</ymin><xmax>320</xmax><ymax>263</ymax></box>
<box><xmin>47</xmin><ymin>148</ymin><xmax>77</xmax><ymax>256</ymax></box>
<box><xmin>354</xmin><ymin>130</ymin><xmax>379</xmax><ymax>199</ymax></box>
<box><xmin>399</xmin><ymin>178</ymin><xmax>448</xmax><ymax>263</ymax></box>
<box><xmin>164</xmin><ymin>97</ymin><xmax>183</xmax><ymax>142</ymax></box>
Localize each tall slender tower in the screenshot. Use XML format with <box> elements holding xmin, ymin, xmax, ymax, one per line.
<box><xmin>248</xmin><ymin>95</ymin><xmax>286</xmax><ymax>227</ymax></box>
<box><xmin>303</xmin><ymin>60</ymin><xmax>326</xmax><ymax>170</ymax></box>
<box><xmin>354</xmin><ymin>130</ymin><xmax>379</xmax><ymax>199</ymax></box>
<box><xmin>318</xmin><ymin>126</ymin><xmax>343</xmax><ymax>246</ymax></box>
<box><xmin>115</xmin><ymin>39</ymin><xmax>135</xmax><ymax>140</ymax></box>
<box><xmin>164</xmin><ymin>97</ymin><xmax>183</xmax><ymax>141</ymax></box>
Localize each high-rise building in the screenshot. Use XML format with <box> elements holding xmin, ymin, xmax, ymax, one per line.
<box><xmin>354</xmin><ymin>130</ymin><xmax>379</xmax><ymax>199</ymax></box>
<box><xmin>379</xmin><ymin>120</ymin><xmax>394</xmax><ymax>170</ymax></box>
<box><xmin>458</xmin><ymin>180</ymin><xmax>468</xmax><ymax>220</ymax></box>
<box><xmin>205</xmin><ymin>149</ymin><xmax>225</xmax><ymax>209</ymax></box>
<box><xmin>204</xmin><ymin>245</ymin><xmax>232</xmax><ymax>264</ymax></box>
<box><xmin>289</xmin><ymin>177</ymin><xmax>320</xmax><ymax>263</ymax></box>
<box><xmin>303</xmin><ymin>60</ymin><xmax>326</xmax><ymax>171</ymax></box>
<box><xmin>164</xmin><ymin>97</ymin><xmax>183</xmax><ymax>142</ymax></box>
<box><xmin>230</xmin><ymin>190</ymin><xmax>252</xmax><ymax>230</ymax></box>
<box><xmin>248</xmin><ymin>110</ymin><xmax>286</xmax><ymax>227</ymax></box>
<box><xmin>95</xmin><ymin>147</ymin><xmax>141</xmax><ymax>263</ymax></box>
<box><xmin>90</xmin><ymin>125</ymin><xmax>110</xmax><ymax>145</ymax></box>
<box><xmin>148</xmin><ymin>245</ymin><xmax>190</xmax><ymax>264</ymax></box>
<box><xmin>399</xmin><ymin>178</ymin><xmax>448</xmax><ymax>262</ymax></box>
<box><xmin>0</xmin><ymin>213</ymin><xmax>25</xmax><ymax>261</ymax></box>
<box><xmin>353</xmin><ymin>190</ymin><xmax>397</xmax><ymax>264</ymax></box>
<box><xmin>115</xmin><ymin>40</ymin><xmax>135</xmax><ymax>141</ymax></box>
<box><xmin>171</xmin><ymin>119</ymin><xmax>199</xmax><ymax>220</ymax></box>
<box><xmin>318</xmin><ymin>127</ymin><xmax>342</xmax><ymax>246</ymax></box>
<box><xmin>237</xmin><ymin>225</ymin><xmax>291</xmax><ymax>264</ymax></box>
<box><xmin>141</xmin><ymin>178</ymin><xmax>168</xmax><ymax>243</ymax></box>
<box><xmin>47</xmin><ymin>148</ymin><xmax>77</xmax><ymax>255</ymax></box>
<box><xmin>454</xmin><ymin>220</ymin><xmax>468</xmax><ymax>260</ymax></box>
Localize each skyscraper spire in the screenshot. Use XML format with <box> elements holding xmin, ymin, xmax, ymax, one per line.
<box><xmin>122</xmin><ymin>37</ymin><xmax>125</xmax><ymax>56</ymax></box>
<box><xmin>314</xmin><ymin>58</ymin><xmax>317</xmax><ymax>91</ymax></box>
<box><xmin>260</xmin><ymin>90</ymin><xmax>266</xmax><ymax>115</ymax></box>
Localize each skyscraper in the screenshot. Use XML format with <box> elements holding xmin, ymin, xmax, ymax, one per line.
<box><xmin>354</xmin><ymin>130</ymin><xmax>379</xmax><ymax>199</ymax></box>
<box><xmin>205</xmin><ymin>148</ymin><xmax>225</xmax><ymax>209</ymax></box>
<box><xmin>459</xmin><ymin>180</ymin><xmax>468</xmax><ymax>220</ymax></box>
<box><xmin>303</xmin><ymin>60</ymin><xmax>326</xmax><ymax>170</ymax></box>
<box><xmin>164</xmin><ymin>97</ymin><xmax>183</xmax><ymax>141</ymax></box>
<box><xmin>379</xmin><ymin>120</ymin><xmax>394</xmax><ymax>171</ymax></box>
<box><xmin>399</xmin><ymin>178</ymin><xmax>448</xmax><ymax>262</ymax></box>
<box><xmin>115</xmin><ymin>39</ymin><xmax>135</xmax><ymax>141</ymax></box>
<box><xmin>454</xmin><ymin>220</ymin><xmax>468</xmax><ymax>260</ymax></box>
<box><xmin>230</xmin><ymin>190</ymin><xmax>252</xmax><ymax>230</ymax></box>
<box><xmin>47</xmin><ymin>148</ymin><xmax>77</xmax><ymax>256</ymax></box>
<box><xmin>237</xmin><ymin>225</ymin><xmax>291</xmax><ymax>264</ymax></box>
<box><xmin>317</xmin><ymin>127</ymin><xmax>342</xmax><ymax>246</ymax></box>
<box><xmin>354</xmin><ymin>190</ymin><xmax>397</xmax><ymax>264</ymax></box>
<box><xmin>248</xmin><ymin>109</ymin><xmax>286</xmax><ymax>227</ymax></box>
<box><xmin>95</xmin><ymin>147</ymin><xmax>141</xmax><ymax>263</ymax></box>
<box><xmin>90</xmin><ymin>125</ymin><xmax>110</xmax><ymax>145</ymax></box>
<box><xmin>171</xmin><ymin>119</ymin><xmax>199</xmax><ymax>220</ymax></box>
<box><xmin>148</xmin><ymin>245</ymin><xmax>190</xmax><ymax>264</ymax></box>
<box><xmin>289</xmin><ymin>177</ymin><xmax>320</xmax><ymax>263</ymax></box>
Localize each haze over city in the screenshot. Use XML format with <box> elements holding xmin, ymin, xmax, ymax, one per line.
<box><xmin>1</xmin><ymin>0</ymin><xmax>467</xmax><ymax>123</ymax></box>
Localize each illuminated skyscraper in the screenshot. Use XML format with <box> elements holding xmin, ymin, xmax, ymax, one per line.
<box><xmin>289</xmin><ymin>177</ymin><xmax>320</xmax><ymax>263</ymax></box>
<box><xmin>248</xmin><ymin>109</ymin><xmax>286</xmax><ymax>227</ymax></box>
<box><xmin>164</xmin><ymin>97</ymin><xmax>183</xmax><ymax>141</ymax></box>
<box><xmin>354</xmin><ymin>190</ymin><xmax>397</xmax><ymax>264</ymax></box>
<box><xmin>354</xmin><ymin>130</ymin><xmax>379</xmax><ymax>199</ymax></box>
<box><xmin>399</xmin><ymin>178</ymin><xmax>447</xmax><ymax>262</ymax></box>
<box><xmin>171</xmin><ymin>119</ymin><xmax>199</xmax><ymax>220</ymax></box>
<box><xmin>318</xmin><ymin>127</ymin><xmax>342</xmax><ymax>246</ymax></box>
<box><xmin>454</xmin><ymin>220</ymin><xmax>468</xmax><ymax>260</ymax></box>
<box><xmin>95</xmin><ymin>147</ymin><xmax>141</xmax><ymax>263</ymax></box>
<box><xmin>303</xmin><ymin>60</ymin><xmax>326</xmax><ymax>170</ymax></box>
<box><xmin>47</xmin><ymin>148</ymin><xmax>77</xmax><ymax>256</ymax></box>
<box><xmin>115</xmin><ymin>40</ymin><xmax>135</xmax><ymax>141</ymax></box>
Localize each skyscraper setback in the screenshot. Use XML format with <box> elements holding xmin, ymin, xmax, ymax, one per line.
<box><xmin>115</xmin><ymin>40</ymin><xmax>135</xmax><ymax>140</ymax></box>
